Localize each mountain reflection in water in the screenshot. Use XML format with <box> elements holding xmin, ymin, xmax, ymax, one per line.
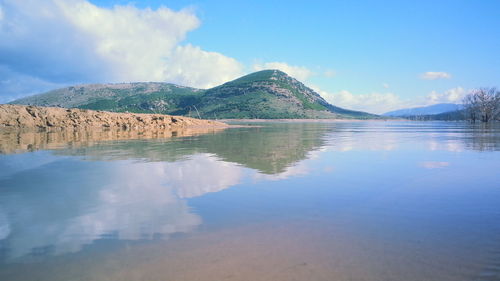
<box><xmin>0</xmin><ymin>121</ymin><xmax>499</xmax><ymax>281</ymax></box>
<box><xmin>0</xmin><ymin>123</ymin><xmax>331</xmax><ymax>260</ymax></box>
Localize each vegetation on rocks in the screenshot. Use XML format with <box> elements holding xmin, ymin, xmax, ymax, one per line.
<box><xmin>10</xmin><ymin>70</ymin><xmax>377</xmax><ymax>119</ymax></box>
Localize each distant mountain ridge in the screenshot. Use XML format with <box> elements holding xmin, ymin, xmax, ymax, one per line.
<box><xmin>383</xmin><ymin>103</ymin><xmax>463</xmax><ymax>117</ymax></box>
<box><xmin>10</xmin><ymin>70</ymin><xmax>377</xmax><ymax>119</ymax></box>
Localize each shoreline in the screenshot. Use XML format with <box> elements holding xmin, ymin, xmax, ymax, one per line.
<box><xmin>0</xmin><ymin>104</ymin><xmax>228</xmax><ymax>131</ymax></box>
<box><xmin>220</xmin><ymin>118</ymin><xmax>402</xmax><ymax>123</ymax></box>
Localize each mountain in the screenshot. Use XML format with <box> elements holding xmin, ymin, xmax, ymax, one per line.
<box><xmin>398</xmin><ymin>109</ymin><xmax>467</xmax><ymax>121</ymax></box>
<box><xmin>10</xmin><ymin>70</ymin><xmax>377</xmax><ymax>119</ymax></box>
<box><xmin>10</xmin><ymin>82</ymin><xmax>202</xmax><ymax>114</ymax></box>
<box><xmin>383</xmin><ymin>103</ymin><xmax>463</xmax><ymax>117</ymax></box>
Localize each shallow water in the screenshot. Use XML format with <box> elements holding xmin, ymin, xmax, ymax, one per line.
<box><xmin>0</xmin><ymin>121</ymin><xmax>499</xmax><ymax>281</ymax></box>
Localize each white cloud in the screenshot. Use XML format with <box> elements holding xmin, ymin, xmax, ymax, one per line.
<box><xmin>312</xmin><ymin>86</ymin><xmax>414</xmax><ymax>114</ymax></box>
<box><xmin>382</xmin><ymin>83</ymin><xmax>390</xmax><ymax>89</ymax></box>
<box><xmin>426</xmin><ymin>87</ymin><xmax>466</xmax><ymax>104</ymax></box>
<box><xmin>311</xmin><ymin>84</ymin><xmax>467</xmax><ymax>114</ymax></box>
<box><xmin>420</xmin><ymin>71</ymin><xmax>452</xmax><ymax>80</ymax></box>
<box><xmin>0</xmin><ymin>0</ymin><xmax>243</xmax><ymax>101</ymax></box>
<box><xmin>252</xmin><ymin>62</ymin><xmax>312</xmax><ymax>81</ymax></box>
<box><xmin>167</xmin><ymin>44</ymin><xmax>243</xmax><ymax>88</ymax></box>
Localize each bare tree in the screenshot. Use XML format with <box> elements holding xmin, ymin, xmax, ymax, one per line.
<box><xmin>462</xmin><ymin>87</ymin><xmax>499</xmax><ymax>122</ymax></box>
<box><xmin>463</xmin><ymin>92</ymin><xmax>479</xmax><ymax>122</ymax></box>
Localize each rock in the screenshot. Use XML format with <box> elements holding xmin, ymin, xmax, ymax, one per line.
<box><xmin>0</xmin><ymin>104</ymin><xmax>227</xmax><ymax>131</ymax></box>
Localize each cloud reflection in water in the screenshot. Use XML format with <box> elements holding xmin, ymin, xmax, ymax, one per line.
<box><xmin>0</xmin><ymin>153</ymin><xmax>243</xmax><ymax>259</ymax></box>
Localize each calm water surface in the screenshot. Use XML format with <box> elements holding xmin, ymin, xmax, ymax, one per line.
<box><xmin>0</xmin><ymin>121</ymin><xmax>499</xmax><ymax>281</ymax></box>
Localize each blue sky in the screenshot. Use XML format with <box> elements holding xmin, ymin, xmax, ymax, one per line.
<box><xmin>0</xmin><ymin>0</ymin><xmax>498</xmax><ymax>113</ymax></box>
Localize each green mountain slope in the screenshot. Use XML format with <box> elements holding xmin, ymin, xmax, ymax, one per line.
<box><xmin>10</xmin><ymin>82</ymin><xmax>203</xmax><ymax>115</ymax></box>
<box><xmin>10</xmin><ymin>70</ymin><xmax>377</xmax><ymax>119</ymax></box>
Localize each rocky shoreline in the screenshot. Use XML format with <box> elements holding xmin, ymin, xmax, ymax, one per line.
<box><xmin>0</xmin><ymin>104</ymin><xmax>227</xmax><ymax>131</ymax></box>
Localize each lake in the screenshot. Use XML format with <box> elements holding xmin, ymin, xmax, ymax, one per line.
<box><xmin>0</xmin><ymin>121</ymin><xmax>499</xmax><ymax>281</ymax></box>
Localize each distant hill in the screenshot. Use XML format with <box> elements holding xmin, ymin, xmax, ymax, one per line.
<box><xmin>383</xmin><ymin>103</ymin><xmax>463</xmax><ymax>117</ymax></box>
<box><xmin>10</xmin><ymin>70</ymin><xmax>377</xmax><ymax>119</ymax></box>
<box><xmin>400</xmin><ymin>109</ymin><xmax>467</xmax><ymax>121</ymax></box>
